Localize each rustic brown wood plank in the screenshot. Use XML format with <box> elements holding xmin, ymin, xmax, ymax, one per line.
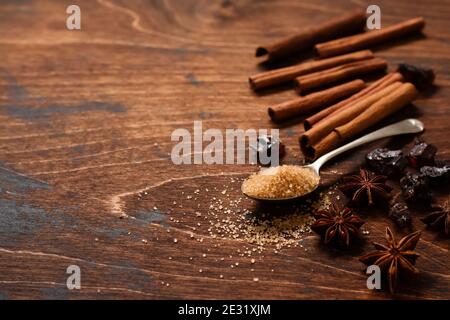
<box><xmin>0</xmin><ymin>0</ymin><xmax>449</xmax><ymax>299</ymax></box>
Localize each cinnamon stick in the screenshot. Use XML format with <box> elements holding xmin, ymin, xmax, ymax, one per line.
<box><xmin>315</xmin><ymin>17</ymin><xmax>425</xmax><ymax>58</ymax></box>
<box><xmin>255</xmin><ymin>10</ymin><xmax>366</xmax><ymax>61</ymax></box>
<box><xmin>294</xmin><ymin>58</ymin><xmax>387</xmax><ymax>93</ymax></box>
<box><xmin>268</xmin><ymin>79</ymin><xmax>365</xmax><ymax>123</ymax></box>
<box><xmin>304</xmin><ymin>72</ymin><xmax>404</xmax><ymax>130</ymax></box>
<box><xmin>300</xmin><ymin>81</ymin><xmax>403</xmax><ymax>148</ymax></box>
<box><xmin>304</xmin><ymin>82</ymin><xmax>418</xmax><ymax>160</ymax></box>
<box><xmin>249</xmin><ymin>50</ymin><xmax>374</xmax><ymax>90</ymax></box>
<box><xmin>335</xmin><ymin>83</ymin><xmax>418</xmax><ymax>139</ymax></box>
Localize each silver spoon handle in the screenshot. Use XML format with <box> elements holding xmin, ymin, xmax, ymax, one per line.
<box><xmin>311</xmin><ymin>118</ymin><xmax>424</xmax><ymax>172</ymax></box>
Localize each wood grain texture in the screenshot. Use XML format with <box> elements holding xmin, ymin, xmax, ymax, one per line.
<box><xmin>0</xmin><ymin>0</ymin><xmax>449</xmax><ymax>299</ymax></box>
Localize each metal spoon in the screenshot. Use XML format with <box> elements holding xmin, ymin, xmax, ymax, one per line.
<box><xmin>242</xmin><ymin>118</ymin><xmax>424</xmax><ymax>201</ymax></box>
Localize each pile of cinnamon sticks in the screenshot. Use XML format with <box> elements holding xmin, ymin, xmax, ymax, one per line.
<box><xmin>251</xmin><ymin>10</ymin><xmax>429</xmax><ymax>161</ymax></box>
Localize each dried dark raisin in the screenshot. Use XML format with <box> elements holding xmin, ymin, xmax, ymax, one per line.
<box><xmin>407</xmin><ymin>141</ymin><xmax>437</xmax><ymax>168</ymax></box>
<box><xmin>400</xmin><ymin>172</ymin><xmax>431</xmax><ymax>204</ymax></box>
<box><xmin>250</xmin><ymin>135</ymin><xmax>285</xmax><ymax>166</ymax></box>
<box><xmin>398</xmin><ymin>63</ymin><xmax>435</xmax><ymax>90</ymax></box>
<box><xmin>389</xmin><ymin>202</ymin><xmax>412</xmax><ymax>228</ymax></box>
<box><xmin>366</xmin><ymin>148</ymin><xmax>407</xmax><ymax>176</ymax></box>
<box><xmin>420</xmin><ymin>165</ymin><xmax>450</xmax><ymax>186</ymax></box>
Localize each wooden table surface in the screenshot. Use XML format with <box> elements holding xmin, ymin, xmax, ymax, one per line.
<box><xmin>0</xmin><ymin>0</ymin><xmax>449</xmax><ymax>300</ymax></box>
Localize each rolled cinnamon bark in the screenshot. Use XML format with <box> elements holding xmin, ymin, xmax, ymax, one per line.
<box><xmin>249</xmin><ymin>50</ymin><xmax>374</xmax><ymax>90</ymax></box>
<box><xmin>300</xmin><ymin>81</ymin><xmax>403</xmax><ymax>148</ymax></box>
<box><xmin>303</xmin><ymin>72</ymin><xmax>404</xmax><ymax>130</ymax></box>
<box><xmin>315</xmin><ymin>17</ymin><xmax>425</xmax><ymax>58</ymax></box>
<box><xmin>294</xmin><ymin>58</ymin><xmax>387</xmax><ymax>93</ymax></box>
<box><xmin>268</xmin><ymin>79</ymin><xmax>365</xmax><ymax>123</ymax></box>
<box><xmin>335</xmin><ymin>83</ymin><xmax>418</xmax><ymax>139</ymax></box>
<box><xmin>255</xmin><ymin>10</ymin><xmax>366</xmax><ymax>61</ymax></box>
<box><xmin>304</xmin><ymin>82</ymin><xmax>418</xmax><ymax>160</ymax></box>
<box><xmin>302</xmin><ymin>131</ymin><xmax>340</xmax><ymax>161</ymax></box>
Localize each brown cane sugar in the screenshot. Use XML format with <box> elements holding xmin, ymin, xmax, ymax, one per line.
<box><xmin>242</xmin><ymin>165</ymin><xmax>320</xmax><ymax>199</ymax></box>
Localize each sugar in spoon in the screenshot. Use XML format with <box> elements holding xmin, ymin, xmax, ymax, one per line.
<box><xmin>241</xmin><ymin>118</ymin><xmax>424</xmax><ymax>201</ymax></box>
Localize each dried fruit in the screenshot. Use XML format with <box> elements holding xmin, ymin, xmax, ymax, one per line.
<box><xmin>420</xmin><ymin>165</ymin><xmax>450</xmax><ymax>186</ymax></box>
<box><xmin>421</xmin><ymin>201</ymin><xmax>449</xmax><ymax>235</ymax></box>
<box><xmin>359</xmin><ymin>227</ymin><xmax>421</xmax><ymax>293</ymax></box>
<box><xmin>406</xmin><ymin>140</ymin><xmax>437</xmax><ymax>168</ymax></box>
<box><xmin>397</xmin><ymin>63</ymin><xmax>435</xmax><ymax>90</ymax></box>
<box><xmin>339</xmin><ymin>169</ymin><xmax>392</xmax><ymax>206</ymax></box>
<box><xmin>250</xmin><ymin>135</ymin><xmax>285</xmax><ymax>166</ymax></box>
<box><xmin>311</xmin><ymin>203</ymin><xmax>364</xmax><ymax>246</ymax></box>
<box><xmin>400</xmin><ymin>173</ymin><xmax>431</xmax><ymax>204</ymax></box>
<box><xmin>389</xmin><ymin>202</ymin><xmax>412</xmax><ymax>228</ymax></box>
<box><xmin>366</xmin><ymin>148</ymin><xmax>407</xmax><ymax>176</ymax></box>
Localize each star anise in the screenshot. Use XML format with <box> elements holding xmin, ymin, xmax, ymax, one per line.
<box><xmin>421</xmin><ymin>200</ymin><xmax>450</xmax><ymax>236</ymax></box>
<box><xmin>339</xmin><ymin>169</ymin><xmax>392</xmax><ymax>206</ymax></box>
<box><xmin>311</xmin><ymin>203</ymin><xmax>365</xmax><ymax>246</ymax></box>
<box><xmin>358</xmin><ymin>227</ymin><xmax>421</xmax><ymax>294</ymax></box>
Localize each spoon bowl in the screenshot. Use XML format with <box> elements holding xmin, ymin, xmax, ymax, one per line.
<box><xmin>241</xmin><ymin>164</ymin><xmax>320</xmax><ymax>202</ymax></box>
<box><xmin>242</xmin><ymin>119</ymin><xmax>424</xmax><ymax>202</ymax></box>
